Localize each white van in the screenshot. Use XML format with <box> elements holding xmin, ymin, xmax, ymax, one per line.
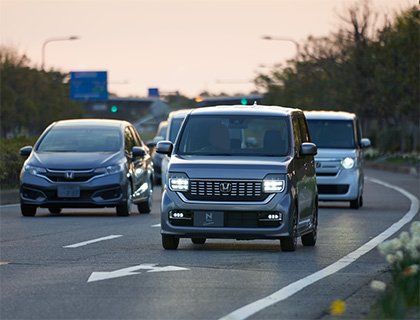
<box><xmin>160</xmin><ymin>109</ymin><xmax>192</xmax><ymax>188</ymax></box>
<box><xmin>305</xmin><ymin>111</ymin><xmax>370</xmax><ymax>209</ymax></box>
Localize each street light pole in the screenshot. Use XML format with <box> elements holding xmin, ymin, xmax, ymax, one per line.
<box><xmin>261</xmin><ymin>35</ymin><xmax>300</xmax><ymax>61</ymax></box>
<box><xmin>41</xmin><ymin>36</ymin><xmax>80</xmax><ymax>70</ymax></box>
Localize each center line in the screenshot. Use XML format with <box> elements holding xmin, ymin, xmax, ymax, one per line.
<box><xmin>63</xmin><ymin>235</ymin><xmax>122</xmax><ymax>248</ymax></box>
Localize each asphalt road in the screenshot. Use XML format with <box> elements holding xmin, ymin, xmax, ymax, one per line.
<box><xmin>1</xmin><ymin>168</ymin><xmax>419</xmax><ymax>320</ymax></box>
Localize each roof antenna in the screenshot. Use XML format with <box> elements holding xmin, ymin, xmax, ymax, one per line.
<box><xmin>253</xmin><ymin>101</ymin><xmax>258</xmax><ymax>107</ymax></box>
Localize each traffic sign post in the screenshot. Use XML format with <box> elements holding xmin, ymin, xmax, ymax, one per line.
<box><xmin>70</xmin><ymin>71</ymin><xmax>108</xmax><ymax>101</ymax></box>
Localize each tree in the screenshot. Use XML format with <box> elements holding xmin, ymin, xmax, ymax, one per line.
<box><xmin>0</xmin><ymin>46</ymin><xmax>84</xmax><ymax>138</ymax></box>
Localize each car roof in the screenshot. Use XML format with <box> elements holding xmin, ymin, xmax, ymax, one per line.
<box><xmin>189</xmin><ymin>105</ymin><xmax>300</xmax><ymax>117</ymax></box>
<box><xmin>304</xmin><ymin>111</ymin><xmax>356</xmax><ymax>120</ymax></box>
<box><xmin>52</xmin><ymin>119</ymin><xmax>129</xmax><ymax>129</ymax></box>
<box><xmin>168</xmin><ymin>109</ymin><xmax>194</xmax><ymax>119</ymax></box>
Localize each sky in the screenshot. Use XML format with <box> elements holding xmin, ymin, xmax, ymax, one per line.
<box><xmin>0</xmin><ymin>0</ymin><xmax>412</xmax><ymax>99</ymax></box>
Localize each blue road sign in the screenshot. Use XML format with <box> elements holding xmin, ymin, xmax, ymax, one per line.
<box><xmin>70</xmin><ymin>71</ymin><xmax>108</xmax><ymax>101</ymax></box>
<box><xmin>148</xmin><ymin>88</ymin><xmax>159</xmax><ymax>97</ymax></box>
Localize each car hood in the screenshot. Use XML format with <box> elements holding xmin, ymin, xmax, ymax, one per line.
<box><xmin>315</xmin><ymin>148</ymin><xmax>357</xmax><ymax>160</ymax></box>
<box><xmin>168</xmin><ymin>155</ymin><xmax>292</xmax><ymax>179</ymax></box>
<box><xmin>30</xmin><ymin>151</ymin><xmax>122</xmax><ymax>170</ymax></box>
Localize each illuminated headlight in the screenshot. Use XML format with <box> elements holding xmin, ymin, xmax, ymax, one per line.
<box><xmin>24</xmin><ymin>164</ymin><xmax>47</xmax><ymax>175</ymax></box>
<box><xmin>341</xmin><ymin>157</ymin><xmax>355</xmax><ymax>169</ymax></box>
<box><xmin>263</xmin><ymin>175</ymin><xmax>285</xmax><ymax>193</ymax></box>
<box><xmin>168</xmin><ymin>172</ymin><xmax>189</xmax><ymax>192</ymax></box>
<box><xmin>94</xmin><ymin>164</ymin><xmax>123</xmax><ymax>175</ymax></box>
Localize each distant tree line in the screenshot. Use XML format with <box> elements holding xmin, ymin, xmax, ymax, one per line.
<box><xmin>255</xmin><ymin>2</ymin><xmax>419</xmax><ymax>153</ymax></box>
<box><xmin>0</xmin><ymin>48</ymin><xmax>84</xmax><ymax>138</ymax></box>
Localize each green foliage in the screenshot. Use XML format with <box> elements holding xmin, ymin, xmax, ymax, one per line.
<box><xmin>0</xmin><ymin>46</ymin><xmax>85</xmax><ymax>138</ymax></box>
<box><xmin>0</xmin><ymin>137</ymin><xmax>37</xmax><ymax>189</ymax></box>
<box><xmin>255</xmin><ymin>3</ymin><xmax>419</xmax><ymax>153</ymax></box>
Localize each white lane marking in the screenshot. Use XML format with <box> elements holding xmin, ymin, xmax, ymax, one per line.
<box><xmin>0</xmin><ymin>204</ymin><xmax>20</xmax><ymax>208</ymax></box>
<box><xmin>220</xmin><ymin>177</ymin><xmax>420</xmax><ymax>320</ymax></box>
<box><xmin>63</xmin><ymin>235</ymin><xmax>122</xmax><ymax>248</ymax></box>
<box><xmin>88</xmin><ymin>263</ymin><xmax>189</xmax><ymax>282</ymax></box>
<box><xmin>151</xmin><ymin>223</ymin><xmax>161</xmax><ymax>227</ymax></box>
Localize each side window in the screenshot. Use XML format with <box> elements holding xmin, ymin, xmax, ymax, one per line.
<box><xmin>124</xmin><ymin>127</ymin><xmax>135</xmax><ymax>155</ymax></box>
<box><xmin>292</xmin><ymin>117</ymin><xmax>302</xmax><ymax>155</ymax></box>
<box><xmin>355</xmin><ymin>119</ymin><xmax>362</xmax><ymax>146</ymax></box>
<box><xmin>299</xmin><ymin>117</ymin><xmax>310</xmax><ymax>143</ymax></box>
<box><xmin>129</xmin><ymin>126</ymin><xmax>142</xmax><ymax>147</ymax></box>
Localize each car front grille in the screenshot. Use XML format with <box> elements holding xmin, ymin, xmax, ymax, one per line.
<box><xmin>39</xmin><ymin>169</ymin><xmax>102</xmax><ymax>182</ymax></box>
<box><xmin>184</xmin><ymin>180</ymin><xmax>267</xmax><ymax>202</ymax></box>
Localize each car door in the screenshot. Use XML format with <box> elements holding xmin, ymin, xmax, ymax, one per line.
<box><xmin>125</xmin><ymin>126</ymin><xmax>146</xmax><ymax>201</ymax></box>
<box><xmin>292</xmin><ymin>114</ymin><xmax>316</xmax><ymax>227</ymax></box>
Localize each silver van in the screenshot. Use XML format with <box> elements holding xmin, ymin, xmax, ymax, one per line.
<box><xmin>156</xmin><ymin>105</ymin><xmax>318</xmax><ymax>251</ymax></box>
<box><xmin>304</xmin><ymin>111</ymin><xmax>370</xmax><ymax>209</ymax></box>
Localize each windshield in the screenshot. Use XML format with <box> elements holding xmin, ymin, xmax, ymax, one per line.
<box><xmin>37</xmin><ymin>127</ymin><xmax>121</xmax><ymax>152</ymax></box>
<box><xmin>177</xmin><ymin>115</ymin><xmax>290</xmax><ymax>156</ymax></box>
<box><xmin>169</xmin><ymin>118</ymin><xmax>185</xmax><ymax>142</ymax></box>
<box><xmin>307</xmin><ymin>119</ymin><xmax>356</xmax><ymax>148</ymax></box>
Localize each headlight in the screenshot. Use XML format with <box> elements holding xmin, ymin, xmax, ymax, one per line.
<box><xmin>24</xmin><ymin>164</ymin><xmax>47</xmax><ymax>176</ymax></box>
<box><xmin>341</xmin><ymin>157</ymin><xmax>355</xmax><ymax>169</ymax></box>
<box><xmin>168</xmin><ymin>172</ymin><xmax>189</xmax><ymax>192</ymax></box>
<box><xmin>263</xmin><ymin>174</ymin><xmax>285</xmax><ymax>193</ymax></box>
<box><xmin>94</xmin><ymin>164</ymin><xmax>124</xmax><ymax>175</ymax></box>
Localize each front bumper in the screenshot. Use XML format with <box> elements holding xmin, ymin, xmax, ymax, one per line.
<box><xmin>316</xmin><ymin>167</ymin><xmax>361</xmax><ymax>201</ymax></box>
<box><xmin>20</xmin><ymin>172</ymin><xmax>125</xmax><ymax>208</ymax></box>
<box><xmin>160</xmin><ymin>188</ymin><xmax>294</xmax><ymax>240</ymax></box>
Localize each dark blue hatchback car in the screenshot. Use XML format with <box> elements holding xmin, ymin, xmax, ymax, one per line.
<box><xmin>19</xmin><ymin>119</ymin><xmax>154</xmax><ymax>216</ymax></box>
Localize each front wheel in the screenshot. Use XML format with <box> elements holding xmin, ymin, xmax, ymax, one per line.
<box><xmin>116</xmin><ymin>183</ymin><xmax>132</xmax><ymax>216</ymax></box>
<box><xmin>162</xmin><ymin>234</ymin><xmax>179</xmax><ymax>250</ymax></box>
<box><xmin>350</xmin><ymin>194</ymin><xmax>363</xmax><ymax>209</ymax></box>
<box><xmin>21</xmin><ymin>204</ymin><xmax>37</xmax><ymax>217</ymax></box>
<box><xmin>138</xmin><ymin>179</ymin><xmax>153</xmax><ymax>214</ymax></box>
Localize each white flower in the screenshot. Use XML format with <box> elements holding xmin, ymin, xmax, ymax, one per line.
<box><xmin>410</xmin><ymin>221</ymin><xmax>420</xmax><ymax>237</ymax></box>
<box><xmin>386</xmin><ymin>254</ymin><xmax>396</xmax><ymax>264</ymax></box>
<box><xmin>399</xmin><ymin>231</ymin><xmax>411</xmax><ymax>245</ymax></box>
<box><xmin>370</xmin><ymin>280</ymin><xmax>387</xmax><ymax>292</ymax></box>
<box><xmin>395</xmin><ymin>250</ymin><xmax>404</xmax><ymax>261</ymax></box>
<box><xmin>411</xmin><ymin>235</ymin><xmax>420</xmax><ymax>247</ymax></box>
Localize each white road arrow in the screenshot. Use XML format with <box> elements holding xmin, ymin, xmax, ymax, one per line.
<box><xmin>87</xmin><ymin>263</ymin><xmax>189</xmax><ymax>282</ymax></box>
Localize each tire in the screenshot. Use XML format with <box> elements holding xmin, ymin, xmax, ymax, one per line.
<box><xmin>191</xmin><ymin>238</ymin><xmax>206</xmax><ymax>244</ymax></box>
<box><xmin>116</xmin><ymin>182</ymin><xmax>132</xmax><ymax>216</ymax></box>
<box><xmin>48</xmin><ymin>207</ymin><xmax>61</xmax><ymax>214</ymax></box>
<box><xmin>350</xmin><ymin>194</ymin><xmax>362</xmax><ymax>209</ymax></box>
<box><xmin>281</xmin><ymin>207</ymin><xmax>298</xmax><ymax>252</ymax></box>
<box><xmin>138</xmin><ymin>179</ymin><xmax>153</xmax><ymax>214</ymax></box>
<box><xmin>302</xmin><ymin>200</ymin><xmax>318</xmax><ymax>246</ymax></box>
<box><xmin>21</xmin><ymin>204</ymin><xmax>37</xmax><ymax>217</ymax></box>
<box><xmin>162</xmin><ymin>234</ymin><xmax>179</xmax><ymax>250</ymax></box>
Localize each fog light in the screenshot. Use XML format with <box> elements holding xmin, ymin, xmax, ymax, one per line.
<box><xmin>259</xmin><ymin>212</ymin><xmax>282</xmax><ymax>222</ymax></box>
<box><xmin>169</xmin><ymin>210</ymin><xmax>192</xmax><ymax>220</ymax></box>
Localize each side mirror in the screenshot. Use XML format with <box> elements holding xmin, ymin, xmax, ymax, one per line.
<box><xmin>132</xmin><ymin>146</ymin><xmax>146</xmax><ymax>157</ymax></box>
<box><xmin>300</xmin><ymin>142</ymin><xmax>317</xmax><ymax>156</ymax></box>
<box><xmin>20</xmin><ymin>146</ymin><xmax>33</xmax><ymax>157</ymax></box>
<box><xmin>156</xmin><ymin>141</ymin><xmax>173</xmax><ymax>155</ymax></box>
<box><xmin>361</xmin><ymin>138</ymin><xmax>371</xmax><ymax>148</ymax></box>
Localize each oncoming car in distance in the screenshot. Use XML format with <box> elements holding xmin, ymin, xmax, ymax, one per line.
<box><xmin>156</xmin><ymin>105</ymin><xmax>318</xmax><ymax>251</ymax></box>
<box><xmin>19</xmin><ymin>119</ymin><xmax>154</xmax><ymax>216</ymax></box>
<box><xmin>304</xmin><ymin>111</ymin><xmax>371</xmax><ymax>209</ymax></box>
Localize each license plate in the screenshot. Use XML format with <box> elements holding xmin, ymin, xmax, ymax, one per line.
<box><xmin>57</xmin><ymin>185</ymin><xmax>80</xmax><ymax>198</ymax></box>
<box><xmin>194</xmin><ymin>211</ymin><xmax>224</xmax><ymax>227</ymax></box>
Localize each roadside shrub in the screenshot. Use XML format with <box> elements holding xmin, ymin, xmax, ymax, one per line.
<box><xmin>0</xmin><ymin>136</ymin><xmax>37</xmax><ymax>189</ymax></box>
<box><xmin>371</xmin><ymin>221</ymin><xmax>420</xmax><ymax>319</ymax></box>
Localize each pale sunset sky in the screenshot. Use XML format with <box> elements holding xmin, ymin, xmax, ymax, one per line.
<box><xmin>0</xmin><ymin>0</ymin><xmax>412</xmax><ymax>98</ymax></box>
